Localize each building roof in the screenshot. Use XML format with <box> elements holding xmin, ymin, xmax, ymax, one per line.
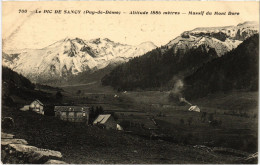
<box><xmin>20</xmin><ymin>105</ymin><xmax>30</xmax><ymax>111</ymax></box>
<box><xmin>54</xmin><ymin>106</ymin><xmax>89</xmax><ymax>112</ymax></box>
<box><xmin>93</xmin><ymin>114</ymin><xmax>112</xmax><ymax>124</ymax></box>
<box><xmin>188</xmin><ymin>105</ymin><xmax>200</xmax><ymax>112</ymax></box>
<box><xmin>33</xmin><ymin>99</ymin><xmax>44</xmax><ymax>106</ymax></box>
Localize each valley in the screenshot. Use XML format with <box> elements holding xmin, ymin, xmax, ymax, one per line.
<box><xmin>1</xmin><ymin>21</ymin><xmax>259</xmax><ymax>164</ymax></box>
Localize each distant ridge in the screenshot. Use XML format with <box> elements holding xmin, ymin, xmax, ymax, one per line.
<box><xmin>3</xmin><ymin>38</ymin><xmax>156</xmax><ymax>84</ymax></box>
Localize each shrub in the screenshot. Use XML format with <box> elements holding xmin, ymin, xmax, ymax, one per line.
<box><xmin>2</xmin><ymin>117</ymin><xmax>14</xmax><ymax>129</ymax></box>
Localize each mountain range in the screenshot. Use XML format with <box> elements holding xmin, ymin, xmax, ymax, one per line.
<box><xmin>3</xmin><ymin>38</ymin><xmax>156</xmax><ymax>84</ymax></box>
<box><xmin>162</xmin><ymin>21</ymin><xmax>258</xmax><ymax>56</ymax></box>
<box><xmin>2</xmin><ymin>21</ymin><xmax>259</xmax><ymax>87</ymax></box>
<box><xmin>101</xmin><ymin>22</ymin><xmax>259</xmax><ymax>93</ymax></box>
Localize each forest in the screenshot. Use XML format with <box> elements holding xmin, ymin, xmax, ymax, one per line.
<box><xmin>183</xmin><ymin>34</ymin><xmax>259</xmax><ymax>99</ymax></box>
<box><xmin>102</xmin><ymin>43</ymin><xmax>218</xmax><ymax>91</ymax></box>
<box><xmin>102</xmin><ymin>34</ymin><xmax>259</xmax><ymax>99</ymax></box>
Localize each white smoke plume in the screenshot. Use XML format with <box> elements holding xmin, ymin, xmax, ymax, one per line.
<box><xmin>179</xmin><ymin>97</ymin><xmax>192</xmax><ymax>106</ymax></box>
<box><xmin>171</xmin><ymin>78</ymin><xmax>192</xmax><ymax>106</ymax></box>
<box><xmin>172</xmin><ymin>79</ymin><xmax>184</xmax><ymax>94</ymax></box>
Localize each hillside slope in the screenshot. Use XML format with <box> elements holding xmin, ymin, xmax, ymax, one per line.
<box><xmin>102</xmin><ymin>45</ymin><xmax>218</xmax><ymax>90</ymax></box>
<box><xmin>2</xmin><ymin>105</ymin><xmax>243</xmax><ymax>164</ymax></box>
<box><xmin>2</xmin><ymin>66</ymin><xmax>35</xmax><ymax>97</ymax></box>
<box><xmin>2</xmin><ymin>66</ymin><xmax>55</xmax><ymax>105</ymax></box>
<box><xmin>183</xmin><ymin>34</ymin><xmax>259</xmax><ymax>99</ymax></box>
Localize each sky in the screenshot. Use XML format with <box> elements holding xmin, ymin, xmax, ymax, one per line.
<box><xmin>2</xmin><ymin>1</ymin><xmax>259</xmax><ymax>50</ymax></box>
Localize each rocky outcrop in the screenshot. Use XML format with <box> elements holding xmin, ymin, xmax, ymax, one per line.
<box><xmin>45</xmin><ymin>159</ymin><xmax>67</xmax><ymax>164</ymax></box>
<box><xmin>1</xmin><ymin>132</ymin><xmax>14</xmax><ymax>139</ymax></box>
<box><xmin>242</xmin><ymin>152</ymin><xmax>258</xmax><ymax>163</ymax></box>
<box><xmin>2</xmin><ymin>138</ymin><xmax>28</xmax><ymax>146</ymax></box>
<box><xmin>165</xmin><ymin>21</ymin><xmax>258</xmax><ymax>57</ymax></box>
<box><xmin>1</xmin><ymin>132</ymin><xmax>66</xmax><ymax>164</ymax></box>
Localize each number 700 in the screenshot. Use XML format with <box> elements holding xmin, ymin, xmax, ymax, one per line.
<box><xmin>19</xmin><ymin>9</ymin><xmax>27</xmax><ymax>13</ymax></box>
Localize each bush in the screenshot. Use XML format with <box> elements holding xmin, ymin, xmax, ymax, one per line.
<box><xmin>2</xmin><ymin>117</ymin><xmax>14</xmax><ymax>129</ymax></box>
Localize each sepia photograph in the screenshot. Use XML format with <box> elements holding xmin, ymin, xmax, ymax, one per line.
<box><xmin>1</xmin><ymin>1</ymin><xmax>259</xmax><ymax>164</ymax></box>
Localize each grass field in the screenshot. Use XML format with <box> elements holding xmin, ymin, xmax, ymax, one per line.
<box><xmin>59</xmin><ymin>83</ymin><xmax>258</xmax><ymax>154</ymax></box>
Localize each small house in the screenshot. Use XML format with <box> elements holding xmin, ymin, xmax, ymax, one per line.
<box><xmin>93</xmin><ymin>114</ymin><xmax>117</xmax><ymax>130</ymax></box>
<box><xmin>188</xmin><ymin>105</ymin><xmax>200</xmax><ymax>112</ymax></box>
<box><xmin>54</xmin><ymin>106</ymin><xmax>90</xmax><ymax>124</ymax></box>
<box><xmin>29</xmin><ymin>99</ymin><xmax>44</xmax><ymax>115</ymax></box>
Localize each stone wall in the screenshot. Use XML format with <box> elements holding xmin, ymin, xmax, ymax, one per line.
<box><xmin>1</xmin><ymin>132</ymin><xmax>66</xmax><ymax>164</ymax></box>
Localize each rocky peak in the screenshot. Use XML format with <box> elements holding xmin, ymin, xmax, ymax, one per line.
<box><xmin>166</xmin><ymin>22</ymin><xmax>258</xmax><ymax>57</ymax></box>
<box><xmin>73</xmin><ymin>37</ymin><xmax>85</xmax><ymax>45</ymax></box>
<box><xmin>90</xmin><ymin>38</ymin><xmax>101</xmax><ymax>44</ymax></box>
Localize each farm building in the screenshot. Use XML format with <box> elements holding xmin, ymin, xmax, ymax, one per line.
<box><xmin>54</xmin><ymin>106</ymin><xmax>90</xmax><ymax>124</ymax></box>
<box><xmin>20</xmin><ymin>105</ymin><xmax>30</xmax><ymax>111</ymax></box>
<box><xmin>29</xmin><ymin>99</ymin><xmax>44</xmax><ymax>115</ymax></box>
<box><xmin>188</xmin><ymin>105</ymin><xmax>200</xmax><ymax>112</ymax></box>
<box><xmin>93</xmin><ymin>114</ymin><xmax>117</xmax><ymax>130</ymax></box>
<box><xmin>116</xmin><ymin>124</ymin><xmax>124</xmax><ymax>131</ymax></box>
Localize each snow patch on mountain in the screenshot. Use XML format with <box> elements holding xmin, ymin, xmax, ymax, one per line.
<box><xmin>165</xmin><ymin>21</ymin><xmax>258</xmax><ymax>56</ymax></box>
<box><xmin>3</xmin><ymin>38</ymin><xmax>157</xmax><ymax>83</ymax></box>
